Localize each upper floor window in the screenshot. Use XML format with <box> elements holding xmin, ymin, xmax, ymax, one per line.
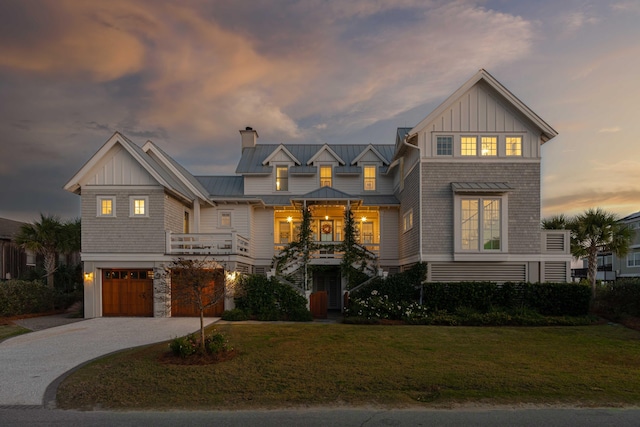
<box><xmin>627</xmin><ymin>252</ymin><xmax>640</xmax><ymax>268</ymax></box>
<box><xmin>320</xmin><ymin>165</ymin><xmax>332</xmax><ymax>187</ymax></box>
<box><xmin>364</xmin><ymin>165</ymin><xmax>376</xmax><ymax>191</ymax></box>
<box><xmin>460</xmin><ymin>198</ymin><xmax>501</xmax><ymax>251</ymax></box>
<box><xmin>403</xmin><ymin>209</ymin><xmax>413</xmax><ymax>232</ymax></box>
<box><xmin>481</xmin><ymin>137</ymin><xmax>497</xmax><ymax>156</ymax></box>
<box><xmin>506</xmin><ymin>136</ymin><xmax>522</xmax><ymax>156</ymax></box>
<box><xmin>276</xmin><ymin>166</ymin><xmax>288</xmax><ymax>191</ymax></box>
<box><xmin>461</xmin><ymin>136</ymin><xmax>477</xmax><ymax>156</ymax></box>
<box><xmin>436</xmin><ymin>136</ymin><xmax>453</xmax><ymax>156</ymax></box>
<box><xmin>97</xmin><ymin>196</ymin><xmax>115</xmax><ymax>217</ymax></box>
<box><xmin>130</xmin><ymin>196</ymin><xmax>149</xmax><ymax>217</ymax></box>
<box><xmin>220</xmin><ymin>212</ymin><xmax>232</xmax><ymax>228</ymax></box>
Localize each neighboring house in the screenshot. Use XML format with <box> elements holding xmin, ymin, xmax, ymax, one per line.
<box><xmin>0</xmin><ymin>217</ymin><xmax>28</xmax><ymax>280</ymax></box>
<box><xmin>64</xmin><ymin>69</ymin><xmax>571</xmax><ymax>318</ymax></box>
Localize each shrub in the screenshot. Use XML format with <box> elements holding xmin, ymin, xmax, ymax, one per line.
<box><xmin>235</xmin><ymin>275</ymin><xmax>312</xmax><ymax>321</ymax></box>
<box><xmin>169</xmin><ymin>334</ymin><xmax>197</xmax><ymax>358</ymax></box>
<box><xmin>169</xmin><ymin>330</ymin><xmax>232</xmax><ymax>357</ymax></box>
<box><xmin>205</xmin><ymin>330</ymin><xmax>232</xmax><ymax>354</ymax></box>
<box><xmin>221</xmin><ymin>308</ymin><xmax>249</xmax><ymax>321</ymax></box>
<box><xmin>0</xmin><ymin>279</ymin><xmax>57</xmax><ymax>316</ymax></box>
<box><xmin>595</xmin><ymin>279</ymin><xmax>640</xmax><ymax>319</ymax></box>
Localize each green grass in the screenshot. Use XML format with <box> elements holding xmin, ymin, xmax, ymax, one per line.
<box><xmin>0</xmin><ymin>324</ymin><xmax>30</xmax><ymax>342</ymax></box>
<box><xmin>56</xmin><ymin>323</ymin><xmax>640</xmax><ymax>410</ymax></box>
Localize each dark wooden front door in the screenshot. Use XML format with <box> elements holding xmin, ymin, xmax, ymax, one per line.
<box><xmin>314</xmin><ymin>269</ymin><xmax>341</xmax><ymax>310</ymax></box>
<box><xmin>102</xmin><ymin>270</ymin><xmax>154</xmax><ymax>317</ymax></box>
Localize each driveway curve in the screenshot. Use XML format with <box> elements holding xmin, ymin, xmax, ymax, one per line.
<box><xmin>0</xmin><ymin>317</ymin><xmax>217</xmax><ymax>407</ymax></box>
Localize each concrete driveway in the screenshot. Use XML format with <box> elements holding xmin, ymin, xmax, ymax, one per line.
<box><xmin>0</xmin><ymin>317</ymin><xmax>217</xmax><ymax>407</ymax></box>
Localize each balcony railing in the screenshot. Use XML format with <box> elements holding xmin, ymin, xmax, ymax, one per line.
<box><xmin>167</xmin><ymin>232</ymin><xmax>250</xmax><ymax>256</ymax></box>
<box><xmin>274</xmin><ymin>241</ymin><xmax>379</xmax><ymax>260</ymax></box>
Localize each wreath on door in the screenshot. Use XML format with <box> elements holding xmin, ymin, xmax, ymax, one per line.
<box><xmin>321</xmin><ymin>223</ymin><xmax>332</xmax><ymax>234</ymax></box>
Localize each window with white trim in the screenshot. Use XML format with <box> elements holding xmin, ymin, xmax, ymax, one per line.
<box><xmin>461</xmin><ymin>136</ymin><xmax>477</xmax><ymax>156</ymax></box>
<box><xmin>627</xmin><ymin>252</ymin><xmax>640</xmax><ymax>267</ymax></box>
<box><xmin>276</xmin><ymin>166</ymin><xmax>288</xmax><ymax>191</ymax></box>
<box><xmin>97</xmin><ymin>196</ymin><xmax>116</xmax><ymax>217</ymax></box>
<box><xmin>460</xmin><ymin>197</ymin><xmax>501</xmax><ymax>251</ymax></box>
<box><xmin>506</xmin><ymin>136</ymin><xmax>522</xmax><ymax>156</ymax></box>
<box><xmin>364</xmin><ymin>165</ymin><xmax>376</xmax><ymax>191</ymax></box>
<box><xmin>481</xmin><ymin>136</ymin><xmax>497</xmax><ymax>156</ymax></box>
<box><xmin>403</xmin><ymin>209</ymin><xmax>413</xmax><ymax>232</ymax></box>
<box><xmin>220</xmin><ymin>212</ymin><xmax>232</xmax><ymax>228</ymax></box>
<box><xmin>129</xmin><ymin>196</ymin><xmax>149</xmax><ymax>217</ymax></box>
<box><xmin>320</xmin><ymin>165</ymin><xmax>332</xmax><ymax>187</ymax></box>
<box><xmin>436</xmin><ymin>136</ymin><xmax>453</xmax><ymax>156</ymax></box>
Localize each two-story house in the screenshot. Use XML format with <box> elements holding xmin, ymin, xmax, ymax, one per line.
<box><xmin>65</xmin><ymin>69</ymin><xmax>571</xmax><ymax>318</ymax></box>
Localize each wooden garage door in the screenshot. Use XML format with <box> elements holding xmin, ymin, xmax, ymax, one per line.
<box><xmin>171</xmin><ymin>269</ymin><xmax>224</xmax><ymax>317</ymax></box>
<box><xmin>102</xmin><ymin>270</ymin><xmax>154</xmax><ymax>317</ymax></box>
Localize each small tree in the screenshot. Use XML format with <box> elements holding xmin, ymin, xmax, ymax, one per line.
<box><xmin>272</xmin><ymin>205</ymin><xmax>315</xmax><ymax>290</ymax></box>
<box><xmin>15</xmin><ymin>214</ymin><xmax>66</xmax><ymax>288</ymax></box>
<box><xmin>169</xmin><ymin>258</ymin><xmax>227</xmax><ymax>351</ymax></box>
<box><xmin>542</xmin><ymin>214</ymin><xmax>568</xmax><ymax>230</ymax></box>
<box><xmin>339</xmin><ymin>207</ymin><xmax>376</xmax><ymax>289</ymax></box>
<box><xmin>568</xmin><ymin>208</ymin><xmax>634</xmax><ymax>298</ymax></box>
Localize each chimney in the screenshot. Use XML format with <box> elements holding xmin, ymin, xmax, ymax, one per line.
<box><xmin>240</xmin><ymin>126</ymin><xmax>258</xmax><ymax>150</ymax></box>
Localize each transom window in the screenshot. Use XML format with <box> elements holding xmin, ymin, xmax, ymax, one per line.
<box><xmin>320</xmin><ymin>165</ymin><xmax>332</xmax><ymax>187</ymax></box>
<box><xmin>129</xmin><ymin>196</ymin><xmax>149</xmax><ymax>217</ymax></box>
<box><xmin>481</xmin><ymin>137</ymin><xmax>497</xmax><ymax>156</ymax></box>
<box><xmin>276</xmin><ymin>166</ymin><xmax>288</xmax><ymax>191</ymax></box>
<box><xmin>628</xmin><ymin>252</ymin><xmax>640</xmax><ymax>267</ymax></box>
<box><xmin>436</xmin><ymin>136</ymin><xmax>453</xmax><ymax>156</ymax></box>
<box><xmin>506</xmin><ymin>136</ymin><xmax>522</xmax><ymax>156</ymax></box>
<box><xmin>364</xmin><ymin>165</ymin><xmax>376</xmax><ymax>191</ymax></box>
<box><xmin>461</xmin><ymin>198</ymin><xmax>501</xmax><ymax>251</ymax></box>
<box><xmin>97</xmin><ymin>196</ymin><xmax>115</xmax><ymax>217</ymax></box>
<box><xmin>461</xmin><ymin>137</ymin><xmax>477</xmax><ymax>156</ymax></box>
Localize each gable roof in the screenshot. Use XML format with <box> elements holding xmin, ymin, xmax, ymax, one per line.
<box><xmin>0</xmin><ymin>217</ymin><xmax>25</xmax><ymax>240</ymax></box>
<box><xmin>409</xmin><ymin>69</ymin><xmax>558</xmax><ymax>143</ymax></box>
<box><xmin>351</xmin><ymin>144</ymin><xmax>389</xmax><ymax>165</ymax></box>
<box><xmin>262</xmin><ymin>144</ymin><xmax>301</xmax><ymax>166</ymax></box>
<box><xmin>307</xmin><ymin>144</ymin><xmax>345</xmax><ymax>165</ymax></box>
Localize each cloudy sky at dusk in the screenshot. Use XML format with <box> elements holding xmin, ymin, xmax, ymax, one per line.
<box><xmin>1</xmin><ymin>0</ymin><xmax>639</xmax><ymax>223</ymax></box>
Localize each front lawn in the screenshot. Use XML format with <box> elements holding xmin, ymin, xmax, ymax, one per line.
<box><xmin>0</xmin><ymin>324</ymin><xmax>30</xmax><ymax>342</ymax></box>
<box><xmin>57</xmin><ymin>323</ymin><xmax>640</xmax><ymax>410</ymax></box>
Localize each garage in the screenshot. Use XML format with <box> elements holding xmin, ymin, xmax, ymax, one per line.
<box><xmin>171</xmin><ymin>268</ymin><xmax>224</xmax><ymax>317</ymax></box>
<box><xmin>102</xmin><ymin>270</ymin><xmax>154</xmax><ymax>317</ymax></box>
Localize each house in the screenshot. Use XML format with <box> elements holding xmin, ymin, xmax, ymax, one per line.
<box><xmin>616</xmin><ymin>211</ymin><xmax>640</xmax><ymax>278</ymax></box>
<box><xmin>64</xmin><ymin>69</ymin><xmax>571</xmax><ymax>318</ymax></box>
<box><xmin>0</xmin><ymin>217</ymin><xmax>28</xmax><ymax>280</ymax></box>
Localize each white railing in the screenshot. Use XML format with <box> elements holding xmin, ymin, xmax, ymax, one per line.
<box><xmin>167</xmin><ymin>232</ymin><xmax>250</xmax><ymax>256</ymax></box>
<box><xmin>541</xmin><ymin>230</ymin><xmax>570</xmax><ymax>254</ymax></box>
<box><xmin>274</xmin><ymin>241</ymin><xmax>379</xmax><ymax>260</ymax></box>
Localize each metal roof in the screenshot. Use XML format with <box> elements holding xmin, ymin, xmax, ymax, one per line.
<box><xmin>0</xmin><ymin>217</ymin><xmax>25</xmax><ymax>240</ymax></box>
<box><xmin>451</xmin><ymin>182</ymin><xmax>513</xmax><ymax>193</ymax></box>
<box><xmin>621</xmin><ymin>211</ymin><xmax>640</xmax><ymax>222</ymax></box>
<box><xmin>196</xmin><ymin>176</ymin><xmax>244</xmax><ymax>197</ymax></box>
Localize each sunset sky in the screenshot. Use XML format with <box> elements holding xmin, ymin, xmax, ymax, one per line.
<box><xmin>1</xmin><ymin>0</ymin><xmax>639</xmax><ymax>223</ymax></box>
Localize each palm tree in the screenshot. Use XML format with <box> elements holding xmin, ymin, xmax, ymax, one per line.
<box><xmin>568</xmin><ymin>208</ymin><xmax>634</xmax><ymax>298</ymax></box>
<box><xmin>15</xmin><ymin>214</ymin><xmax>69</xmax><ymax>289</ymax></box>
<box><xmin>541</xmin><ymin>214</ymin><xmax>568</xmax><ymax>230</ymax></box>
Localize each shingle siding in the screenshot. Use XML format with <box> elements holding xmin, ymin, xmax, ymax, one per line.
<box><xmin>397</xmin><ymin>164</ymin><xmax>420</xmax><ymax>261</ymax></box>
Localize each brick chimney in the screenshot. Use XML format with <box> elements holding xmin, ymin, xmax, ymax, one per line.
<box><xmin>240</xmin><ymin>127</ymin><xmax>258</xmax><ymax>150</ymax></box>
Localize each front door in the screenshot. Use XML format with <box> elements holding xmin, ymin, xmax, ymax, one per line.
<box><xmin>314</xmin><ymin>269</ymin><xmax>341</xmax><ymax>310</ymax></box>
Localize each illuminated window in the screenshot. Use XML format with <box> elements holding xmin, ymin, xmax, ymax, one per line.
<box><xmin>276</xmin><ymin>166</ymin><xmax>288</xmax><ymax>191</ymax></box>
<box><xmin>506</xmin><ymin>136</ymin><xmax>522</xmax><ymax>156</ymax></box>
<box><xmin>220</xmin><ymin>212</ymin><xmax>231</xmax><ymax>228</ymax></box>
<box><xmin>460</xmin><ymin>198</ymin><xmax>501</xmax><ymax>251</ymax></box>
<box><xmin>97</xmin><ymin>196</ymin><xmax>115</xmax><ymax>217</ymax></box>
<box><xmin>461</xmin><ymin>137</ymin><xmax>477</xmax><ymax>156</ymax></box>
<box><xmin>364</xmin><ymin>165</ymin><xmax>376</xmax><ymax>191</ymax></box>
<box><xmin>481</xmin><ymin>137</ymin><xmax>497</xmax><ymax>156</ymax></box>
<box><xmin>130</xmin><ymin>196</ymin><xmax>149</xmax><ymax>217</ymax></box>
<box><xmin>436</xmin><ymin>136</ymin><xmax>453</xmax><ymax>156</ymax></box>
<box><xmin>403</xmin><ymin>209</ymin><xmax>413</xmax><ymax>232</ymax></box>
<box><xmin>320</xmin><ymin>165</ymin><xmax>332</xmax><ymax>187</ymax></box>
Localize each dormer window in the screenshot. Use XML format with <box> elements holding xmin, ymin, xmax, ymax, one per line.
<box><xmin>364</xmin><ymin>165</ymin><xmax>376</xmax><ymax>191</ymax></box>
<box><xmin>276</xmin><ymin>166</ymin><xmax>288</xmax><ymax>191</ymax></box>
<box><xmin>320</xmin><ymin>165</ymin><xmax>332</xmax><ymax>187</ymax></box>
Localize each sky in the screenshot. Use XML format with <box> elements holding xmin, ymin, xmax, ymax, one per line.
<box><xmin>1</xmin><ymin>0</ymin><xmax>639</xmax><ymax>224</ymax></box>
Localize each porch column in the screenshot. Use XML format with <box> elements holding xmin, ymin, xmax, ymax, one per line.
<box><xmin>192</xmin><ymin>199</ymin><xmax>201</xmax><ymax>233</ymax></box>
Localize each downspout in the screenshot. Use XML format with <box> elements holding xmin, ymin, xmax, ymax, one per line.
<box><xmin>402</xmin><ymin>133</ymin><xmax>423</xmax><ymax>264</ymax></box>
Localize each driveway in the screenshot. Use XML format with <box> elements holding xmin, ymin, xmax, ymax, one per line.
<box><xmin>0</xmin><ymin>317</ymin><xmax>217</xmax><ymax>407</ymax></box>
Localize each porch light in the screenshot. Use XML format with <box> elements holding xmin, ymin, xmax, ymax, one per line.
<box><xmin>361</xmin><ymin>216</ymin><xmax>367</xmax><ymax>222</ymax></box>
<box><xmin>287</xmin><ymin>216</ymin><xmax>293</xmax><ymax>223</ymax></box>
<box><xmin>325</xmin><ymin>215</ymin><xmax>329</xmax><ymax>220</ymax></box>
<box><xmin>84</xmin><ymin>272</ymin><xmax>94</xmax><ymax>281</ymax></box>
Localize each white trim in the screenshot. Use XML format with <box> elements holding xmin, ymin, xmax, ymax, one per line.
<box><xmin>96</xmin><ymin>196</ymin><xmax>116</xmax><ymax>217</ymax></box>
<box><xmin>129</xmin><ymin>196</ymin><xmax>149</xmax><ymax>218</ymax></box>
<box><xmin>453</xmin><ymin>193</ymin><xmax>509</xmax><ymax>254</ymax></box>
<box><xmin>351</xmin><ymin>144</ymin><xmax>389</xmax><ymax>165</ymax></box>
<box><xmin>307</xmin><ymin>144</ymin><xmax>345</xmax><ymax>166</ymax></box>
<box><xmin>263</xmin><ymin>144</ymin><xmax>301</xmax><ymax>166</ymax></box>
<box><xmin>219</xmin><ymin>211</ymin><xmax>232</xmax><ymax>228</ymax></box>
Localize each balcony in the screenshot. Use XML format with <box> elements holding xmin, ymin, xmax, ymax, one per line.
<box><xmin>167</xmin><ymin>232</ymin><xmax>249</xmax><ymax>256</ymax></box>
<box><xmin>274</xmin><ymin>241</ymin><xmax>379</xmax><ymax>262</ymax></box>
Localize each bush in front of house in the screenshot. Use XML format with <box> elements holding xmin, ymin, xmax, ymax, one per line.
<box><xmin>595</xmin><ymin>278</ymin><xmax>640</xmax><ymax>320</ymax></box>
<box><xmin>169</xmin><ymin>329</ymin><xmax>233</xmax><ymax>358</ymax></box>
<box><xmin>221</xmin><ymin>308</ymin><xmax>250</xmax><ymax>321</ymax></box>
<box><xmin>0</xmin><ymin>279</ymin><xmax>56</xmax><ymax>317</ymax></box>
<box><xmin>234</xmin><ymin>274</ymin><xmax>312</xmax><ymax>321</ymax></box>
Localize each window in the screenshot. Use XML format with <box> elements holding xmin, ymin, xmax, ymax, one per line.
<box><xmin>276</xmin><ymin>166</ymin><xmax>288</xmax><ymax>191</ymax></box>
<box><xmin>627</xmin><ymin>252</ymin><xmax>640</xmax><ymax>267</ymax></box>
<box><xmin>361</xmin><ymin>222</ymin><xmax>374</xmax><ymax>244</ymax></box>
<box><xmin>320</xmin><ymin>165</ymin><xmax>332</xmax><ymax>187</ymax></box>
<box><xmin>506</xmin><ymin>136</ymin><xmax>522</xmax><ymax>156</ymax></box>
<box><xmin>220</xmin><ymin>212</ymin><xmax>231</xmax><ymax>228</ymax></box>
<box><xmin>279</xmin><ymin>221</ymin><xmax>290</xmax><ymax>243</ymax></box>
<box><xmin>364</xmin><ymin>165</ymin><xmax>376</xmax><ymax>191</ymax></box>
<box><xmin>461</xmin><ymin>136</ymin><xmax>477</xmax><ymax>156</ymax></box>
<box><xmin>97</xmin><ymin>196</ymin><xmax>115</xmax><ymax>217</ymax></box>
<box><xmin>403</xmin><ymin>209</ymin><xmax>413</xmax><ymax>232</ymax></box>
<box><xmin>436</xmin><ymin>136</ymin><xmax>453</xmax><ymax>156</ymax></box>
<box><xmin>481</xmin><ymin>137</ymin><xmax>497</xmax><ymax>156</ymax></box>
<box><xmin>183</xmin><ymin>211</ymin><xmax>190</xmax><ymax>233</ymax></box>
<box><xmin>460</xmin><ymin>198</ymin><xmax>501</xmax><ymax>251</ymax></box>
<box><xmin>129</xmin><ymin>196</ymin><xmax>149</xmax><ymax>217</ymax></box>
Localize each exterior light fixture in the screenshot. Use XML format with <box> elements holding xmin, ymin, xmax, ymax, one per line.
<box><xmin>287</xmin><ymin>216</ymin><xmax>293</xmax><ymax>223</ymax></box>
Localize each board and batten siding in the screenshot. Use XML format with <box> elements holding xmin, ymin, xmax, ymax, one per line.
<box><xmin>84</xmin><ymin>144</ymin><xmax>159</xmax><ymax>186</ymax></box>
<box><xmin>81</xmin><ymin>187</ymin><xmax>166</xmax><ymax>253</ymax></box>
<box><xmin>422</xmin><ymin>162</ymin><xmax>541</xmax><ymax>256</ymax></box>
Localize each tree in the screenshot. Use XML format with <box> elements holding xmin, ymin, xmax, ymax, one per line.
<box><xmin>541</xmin><ymin>214</ymin><xmax>568</xmax><ymax>230</ymax></box>
<box><xmin>339</xmin><ymin>207</ymin><xmax>376</xmax><ymax>289</ymax></box>
<box><xmin>168</xmin><ymin>258</ymin><xmax>228</xmax><ymax>351</ymax></box>
<box><xmin>15</xmin><ymin>214</ymin><xmax>69</xmax><ymax>289</ymax></box>
<box><xmin>568</xmin><ymin>208</ymin><xmax>634</xmax><ymax>298</ymax></box>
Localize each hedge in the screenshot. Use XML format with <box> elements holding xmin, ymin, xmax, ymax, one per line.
<box><xmin>0</xmin><ymin>280</ymin><xmax>55</xmax><ymax>317</ymax></box>
<box><xmin>596</xmin><ymin>278</ymin><xmax>640</xmax><ymax>318</ymax></box>
<box><xmin>234</xmin><ymin>275</ymin><xmax>312</xmax><ymax>321</ymax></box>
